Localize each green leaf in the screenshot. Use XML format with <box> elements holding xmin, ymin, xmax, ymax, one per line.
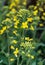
<box><xmin>32</xmin><ymin>61</ymin><xmax>36</xmax><ymax>65</ymax></box>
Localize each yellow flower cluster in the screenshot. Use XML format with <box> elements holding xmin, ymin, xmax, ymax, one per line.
<box><xmin>0</xmin><ymin>26</ymin><xmax>7</xmax><ymax>35</ymax></box>
<box><xmin>25</xmin><ymin>37</ymin><xmax>33</xmax><ymax>41</ymax></box>
<box><xmin>14</xmin><ymin>20</ymin><xmax>19</xmax><ymax>28</ymax></box>
<box><xmin>13</xmin><ymin>48</ymin><xmax>19</xmax><ymax>57</ymax></box>
<box><xmin>12</xmin><ymin>40</ymin><xmax>17</xmax><ymax>44</ymax></box>
<box><xmin>27</xmin><ymin>54</ymin><xmax>35</xmax><ymax>59</ymax></box>
<box><xmin>33</xmin><ymin>10</ymin><xmax>38</xmax><ymax>15</ymax></box>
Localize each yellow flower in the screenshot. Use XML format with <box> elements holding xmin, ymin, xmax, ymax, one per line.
<box><xmin>23</xmin><ymin>1</ymin><xmax>26</xmax><ymax>5</ymax></box>
<box><xmin>3</xmin><ymin>26</ymin><xmax>6</xmax><ymax>31</ymax></box>
<box><xmin>34</xmin><ymin>6</ymin><xmax>37</xmax><ymax>10</ymax></box>
<box><xmin>10</xmin><ymin>58</ymin><xmax>14</xmax><ymax>61</ymax></box>
<box><xmin>25</xmin><ymin>37</ymin><xmax>29</xmax><ymax>41</ymax></box>
<box><xmin>15</xmin><ymin>0</ymin><xmax>19</xmax><ymax>4</ymax></box>
<box><xmin>31</xmin><ymin>55</ymin><xmax>34</xmax><ymax>59</ymax></box>
<box><xmin>5</xmin><ymin>18</ymin><xmax>10</xmax><ymax>21</ymax></box>
<box><xmin>41</xmin><ymin>16</ymin><xmax>45</xmax><ymax>20</ymax></box>
<box><xmin>11</xmin><ymin>8</ymin><xmax>16</xmax><ymax>13</ymax></box>
<box><xmin>13</xmin><ymin>30</ymin><xmax>17</xmax><ymax>34</ymax></box>
<box><xmin>21</xmin><ymin>22</ymin><xmax>28</xmax><ymax>29</ymax></box>
<box><xmin>36</xmin><ymin>3</ymin><xmax>40</xmax><ymax>6</ymax></box>
<box><xmin>14</xmin><ymin>16</ymin><xmax>17</xmax><ymax>21</ymax></box>
<box><xmin>0</xmin><ymin>26</ymin><xmax>6</xmax><ymax>35</ymax></box>
<box><xmin>0</xmin><ymin>30</ymin><xmax>4</xmax><ymax>35</ymax></box>
<box><xmin>36</xmin><ymin>16</ymin><xmax>40</xmax><ymax>20</ymax></box>
<box><xmin>39</xmin><ymin>7</ymin><xmax>44</xmax><ymax>12</ymax></box>
<box><xmin>13</xmin><ymin>30</ymin><xmax>19</xmax><ymax>36</ymax></box>
<box><xmin>9</xmin><ymin>2</ymin><xmax>16</xmax><ymax>9</ymax></box>
<box><xmin>12</xmin><ymin>40</ymin><xmax>17</xmax><ymax>44</ymax></box>
<box><xmin>14</xmin><ymin>20</ymin><xmax>19</xmax><ymax>28</ymax></box>
<box><xmin>30</xmin><ymin>25</ymin><xmax>34</xmax><ymax>31</ymax></box>
<box><xmin>10</xmin><ymin>45</ymin><xmax>15</xmax><ymax>50</ymax></box>
<box><xmin>33</xmin><ymin>10</ymin><xmax>38</xmax><ymax>15</ymax></box>
<box><xmin>14</xmin><ymin>20</ymin><xmax>19</xmax><ymax>25</ymax></box>
<box><xmin>27</xmin><ymin>54</ymin><xmax>31</xmax><ymax>58</ymax></box>
<box><xmin>39</xmin><ymin>23</ymin><xmax>44</xmax><ymax>27</ymax></box>
<box><xmin>27</xmin><ymin>18</ymin><xmax>33</xmax><ymax>22</ymax></box>
<box><xmin>6</xmin><ymin>13</ymin><xmax>10</xmax><ymax>16</ymax></box>
<box><xmin>31</xmin><ymin>47</ymin><xmax>35</xmax><ymax>49</ymax></box>
<box><xmin>14</xmin><ymin>25</ymin><xmax>18</xmax><ymax>28</ymax></box>
<box><xmin>13</xmin><ymin>48</ymin><xmax>19</xmax><ymax>57</ymax></box>
<box><xmin>43</xmin><ymin>12</ymin><xmax>45</xmax><ymax>16</ymax></box>
<box><xmin>29</xmin><ymin>38</ymin><xmax>33</xmax><ymax>41</ymax></box>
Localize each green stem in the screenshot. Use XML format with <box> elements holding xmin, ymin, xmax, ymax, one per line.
<box><xmin>26</xmin><ymin>58</ymin><xmax>30</xmax><ymax>65</ymax></box>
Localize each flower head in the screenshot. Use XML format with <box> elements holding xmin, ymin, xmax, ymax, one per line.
<box><xmin>21</xmin><ymin>22</ymin><xmax>28</xmax><ymax>29</ymax></box>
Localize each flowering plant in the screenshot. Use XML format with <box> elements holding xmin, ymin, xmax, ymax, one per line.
<box><xmin>0</xmin><ymin>0</ymin><xmax>45</xmax><ymax>65</ymax></box>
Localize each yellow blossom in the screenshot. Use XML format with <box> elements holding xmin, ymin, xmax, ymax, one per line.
<box><xmin>14</xmin><ymin>25</ymin><xmax>18</xmax><ymax>28</ymax></box>
<box><xmin>36</xmin><ymin>3</ymin><xmax>40</xmax><ymax>6</ymax></box>
<box><xmin>15</xmin><ymin>0</ymin><xmax>19</xmax><ymax>4</ymax></box>
<box><xmin>11</xmin><ymin>8</ymin><xmax>16</xmax><ymax>13</ymax></box>
<box><xmin>43</xmin><ymin>12</ymin><xmax>45</xmax><ymax>16</ymax></box>
<box><xmin>5</xmin><ymin>18</ymin><xmax>11</xmax><ymax>21</ymax></box>
<box><xmin>21</xmin><ymin>22</ymin><xmax>28</xmax><ymax>29</ymax></box>
<box><xmin>14</xmin><ymin>20</ymin><xmax>19</xmax><ymax>25</ymax></box>
<box><xmin>23</xmin><ymin>1</ymin><xmax>26</xmax><ymax>5</ymax></box>
<box><xmin>13</xmin><ymin>30</ymin><xmax>19</xmax><ymax>36</ymax></box>
<box><xmin>13</xmin><ymin>48</ymin><xmax>19</xmax><ymax>57</ymax></box>
<box><xmin>31</xmin><ymin>47</ymin><xmax>35</xmax><ymax>49</ymax></box>
<box><xmin>6</xmin><ymin>13</ymin><xmax>10</xmax><ymax>16</ymax></box>
<box><xmin>25</xmin><ymin>37</ymin><xmax>29</xmax><ymax>41</ymax></box>
<box><xmin>41</xmin><ymin>16</ymin><xmax>45</xmax><ymax>20</ymax></box>
<box><xmin>13</xmin><ymin>30</ymin><xmax>17</xmax><ymax>34</ymax></box>
<box><xmin>0</xmin><ymin>30</ymin><xmax>4</xmax><ymax>35</ymax></box>
<box><xmin>31</xmin><ymin>55</ymin><xmax>34</xmax><ymax>59</ymax></box>
<box><xmin>12</xmin><ymin>40</ymin><xmax>17</xmax><ymax>44</ymax></box>
<box><xmin>14</xmin><ymin>16</ymin><xmax>17</xmax><ymax>21</ymax></box>
<box><xmin>2</xmin><ymin>26</ymin><xmax>7</xmax><ymax>31</ymax></box>
<box><xmin>39</xmin><ymin>23</ymin><xmax>44</xmax><ymax>27</ymax></box>
<box><xmin>36</xmin><ymin>16</ymin><xmax>40</xmax><ymax>20</ymax></box>
<box><xmin>14</xmin><ymin>20</ymin><xmax>19</xmax><ymax>28</ymax></box>
<box><xmin>39</xmin><ymin>7</ymin><xmax>44</xmax><ymax>12</ymax></box>
<box><xmin>29</xmin><ymin>38</ymin><xmax>33</xmax><ymax>41</ymax></box>
<box><xmin>0</xmin><ymin>26</ymin><xmax>6</xmax><ymax>35</ymax></box>
<box><xmin>10</xmin><ymin>45</ymin><xmax>15</xmax><ymax>50</ymax></box>
<box><xmin>34</xmin><ymin>6</ymin><xmax>37</xmax><ymax>10</ymax></box>
<box><xmin>33</xmin><ymin>10</ymin><xmax>38</xmax><ymax>15</ymax></box>
<box><xmin>9</xmin><ymin>2</ymin><xmax>16</xmax><ymax>9</ymax></box>
<box><xmin>10</xmin><ymin>58</ymin><xmax>15</xmax><ymax>61</ymax></box>
<box><xmin>27</xmin><ymin>18</ymin><xmax>33</xmax><ymax>22</ymax></box>
<box><xmin>27</xmin><ymin>54</ymin><xmax>31</xmax><ymax>58</ymax></box>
